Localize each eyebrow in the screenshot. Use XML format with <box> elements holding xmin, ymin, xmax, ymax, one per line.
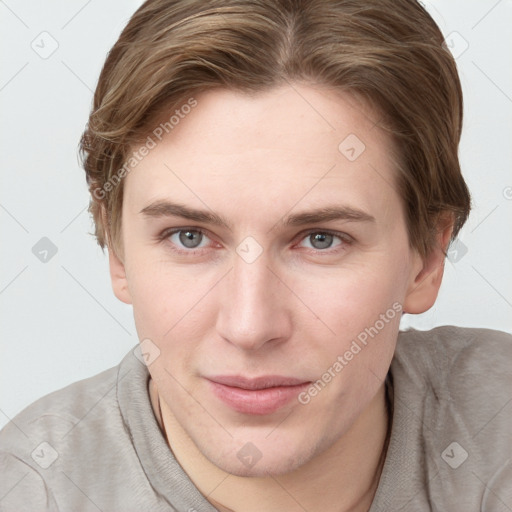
<box><xmin>139</xmin><ymin>200</ymin><xmax>375</xmax><ymax>229</ymax></box>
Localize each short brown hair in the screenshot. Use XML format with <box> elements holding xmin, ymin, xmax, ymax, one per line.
<box><xmin>80</xmin><ymin>0</ymin><xmax>471</xmax><ymax>259</ymax></box>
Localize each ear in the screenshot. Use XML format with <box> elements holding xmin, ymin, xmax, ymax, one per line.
<box><xmin>100</xmin><ymin>205</ymin><xmax>132</xmax><ymax>305</ymax></box>
<box><xmin>108</xmin><ymin>247</ymin><xmax>132</xmax><ymax>305</ymax></box>
<box><xmin>403</xmin><ymin>218</ymin><xmax>454</xmax><ymax>314</ymax></box>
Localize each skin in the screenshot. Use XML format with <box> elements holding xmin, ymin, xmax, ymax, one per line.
<box><xmin>108</xmin><ymin>84</ymin><xmax>451</xmax><ymax>511</ymax></box>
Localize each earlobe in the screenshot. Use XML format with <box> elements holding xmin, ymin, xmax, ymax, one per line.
<box><xmin>403</xmin><ymin>219</ymin><xmax>454</xmax><ymax>314</ymax></box>
<box><xmin>108</xmin><ymin>248</ymin><xmax>132</xmax><ymax>305</ymax></box>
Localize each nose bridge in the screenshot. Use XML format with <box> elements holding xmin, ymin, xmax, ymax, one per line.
<box><xmin>215</xmin><ymin>247</ymin><xmax>288</xmax><ymax>351</ymax></box>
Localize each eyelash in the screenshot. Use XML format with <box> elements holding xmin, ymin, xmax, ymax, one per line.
<box><xmin>158</xmin><ymin>227</ymin><xmax>354</xmax><ymax>257</ymax></box>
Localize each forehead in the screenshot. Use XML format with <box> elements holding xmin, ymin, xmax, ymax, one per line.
<box><xmin>124</xmin><ymin>84</ymin><xmax>402</xmax><ymax>225</ymax></box>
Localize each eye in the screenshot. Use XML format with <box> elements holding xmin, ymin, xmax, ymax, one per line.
<box><xmin>159</xmin><ymin>227</ymin><xmax>352</xmax><ymax>256</ymax></box>
<box><xmin>297</xmin><ymin>230</ymin><xmax>350</xmax><ymax>251</ymax></box>
<box><xmin>167</xmin><ymin>229</ymin><xmax>211</xmax><ymax>250</ymax></box>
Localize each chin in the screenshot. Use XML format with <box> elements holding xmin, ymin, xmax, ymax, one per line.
<box><xmin>214</xmin><ymin>451</ymin><xmax>308</xmax><ymax>478</ymax></box>
<box><xmin>198</xmin><ymin>433</ymin><xmax>322</xmax><ymax>478</ymax></box>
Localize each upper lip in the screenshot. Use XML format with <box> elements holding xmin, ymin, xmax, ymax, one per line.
<box><xmin>207</xmin><ymin>375</ymin><xmax>310</xmax><ymax>390</ymax></box>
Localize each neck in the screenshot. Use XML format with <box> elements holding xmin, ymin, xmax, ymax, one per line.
<box><xmin>150</xmin><ymin>380</ymin><xmax>389</xmax><ymax>512</ymax></box>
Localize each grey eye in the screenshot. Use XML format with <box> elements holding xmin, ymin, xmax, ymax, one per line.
<box><xmin>309</xmin><ymin>232</ymin><xmax>334</xmax><ymax>250</ymax></box>
<box><xmin>177</xmin><ymin>230</ymin><xmax>204</xmax><ymax>249</ymax></box>
<box><xmin>298</xmin><ymin>232</ymin><xmax>344</xmax><ymax>251</ymax></box>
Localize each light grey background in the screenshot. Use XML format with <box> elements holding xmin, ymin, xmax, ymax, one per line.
<box><xmin>1</xmin><ymin>0</ymin><xmax>511</xmax><ymax>429</ymax></box>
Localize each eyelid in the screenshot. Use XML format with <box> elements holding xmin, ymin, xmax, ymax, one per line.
<box><xmin>293</xmin><ymin>228</ymin><xmax>354</xmax><ymax>253</ymax></box>
<box><xmin>295</xmin><ymin>228</ymin><xmax>354</xmax><ymax>243</ymax></box>
<box><xmin>159</xmin><ymin>226</ymin><xmax>210</xmax><ymax>239</ymax></box>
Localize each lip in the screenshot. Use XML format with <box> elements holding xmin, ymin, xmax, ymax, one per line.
<box><xmin>206</xmin><ymin>375</ymin><xmax>311</xmax><ymax>415</ymax></box>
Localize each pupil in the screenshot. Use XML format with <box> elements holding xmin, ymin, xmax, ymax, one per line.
<box><xmin>312</xmin><ymin>232</ymin><xmax>332</xmax><ymax>249</ymax></box>
<box><xmin>180</xmin><ymin>230</ymin><xmax>201</xmax><ymax>248</ymax></box>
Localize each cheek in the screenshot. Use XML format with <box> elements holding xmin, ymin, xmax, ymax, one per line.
<box><xmin>287</xmin><ymin>255</ymin><xmax>409</xmax><ymax>402</ymax></box>
<box><xmin>130</xmin><ymin>267</ymin><xmax>201</xmax><ymax>335</ymax></box>
<box><xmin>127</xmin><ymin>257</ymin><xmax>219</xmax><ymax>367</ymax></box>
<box><xmin>292</xmin><ymin>260</ymin><xmax>407</xmax><ymax>341</ymax></box>
<box><xmin>293</xmin><ymin>265</ymin><xmax>404</xmax><ymax>416</ymax></box>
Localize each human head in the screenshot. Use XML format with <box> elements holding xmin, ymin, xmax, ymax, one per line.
<box><xmin>81</xmin><ymin>0</ymin><xmax>470</xmax><ymax>261</ymax></box>
<box><xmin>78</xmin><ymin>0</ymin><xmax>471</xmax><ymax>479</ymax></box>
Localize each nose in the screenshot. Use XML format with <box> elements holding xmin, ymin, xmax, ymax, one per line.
<box><xmin>215</xmin><ymin>248</ymin><xmax>292</xmax><ymax>352</ymax></box>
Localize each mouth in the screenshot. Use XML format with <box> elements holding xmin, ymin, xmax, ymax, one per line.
<box><xmin>206</xmin><ymin>375</ymin><xmax>311</xmax><ymax>415</ymax></box>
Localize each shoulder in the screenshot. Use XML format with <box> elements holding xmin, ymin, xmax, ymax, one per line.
<box><xmin>390</xmin><ymin>326</ymin><xmax>512</xmax><ymax>510</ymax></box>
<box><xmin>393</xmin><ymin>325</ymin><xmax>512</xmax><ymax>438</ymax></box>
<box><xmin>394</xmin><ymin>325</ymin><xmax>512</xmax><ymax>389</ymax></box>
<box><xmin>396</xmin><ymin>324</ymin><xmax>512</xmax><ymax>358</ymax></box>
<box><xmin>0</xmin><ymin>348</ymin><xmax>169</xmax><ymax>511</ymax></box>
<box><xmin>0</xmin><ymin>360</ymin><xmax>129</xmax><ymax>511</ymax></box>
<box><xmin>0</xmin><ymin>364</ymin><xmax>121</xmax><ymax>451</ymax></box>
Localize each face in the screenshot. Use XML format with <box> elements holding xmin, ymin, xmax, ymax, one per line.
<box><xmin>112</xmin><ymin>84</ymin><xmax>431</xmax><ymax>477</ymax></box>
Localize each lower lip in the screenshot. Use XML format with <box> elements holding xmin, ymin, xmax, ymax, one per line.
<box><xmin>208</xmin><ymin>381</ymin><xmax>310</xmax><ymax>415</ymax></box>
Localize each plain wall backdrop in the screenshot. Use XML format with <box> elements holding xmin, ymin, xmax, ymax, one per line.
<box><xmin>1</xmin><ymin>0</ymin><xmax>511</xmax><ymax>429</ymax></box>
